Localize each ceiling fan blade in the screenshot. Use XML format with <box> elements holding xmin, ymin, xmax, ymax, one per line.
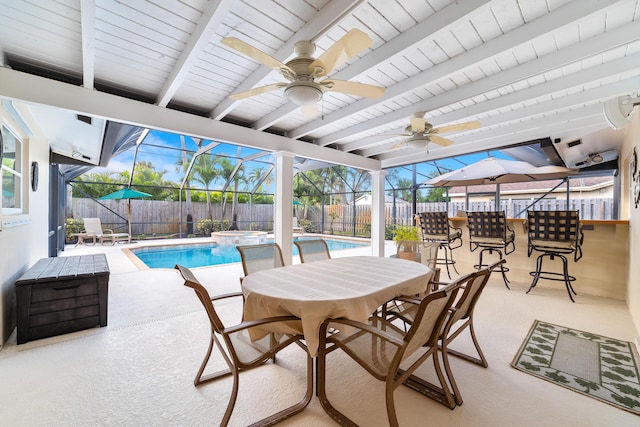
<box><xmin>222</xmin><ymin>37</ymin><xmax>294</xmax><ymax>75</ymax></box>
<box><xmin>369</xmin><ymin>133</ymin><xmax>411</xmax><ymax>138</ymax></box>
<box><xmin>309</xmin><ymin>29</ymin><xmax>373</xmax><ymax>77</ymax></box>
<box><xmin>430</xmin><ymin>135</ymin><xmax>455</xmax><ymax>146</ymax></box>
<box><xmin>392</xmin><ymin>140</ymin><xmax>409</xmax><ymax>150</ymax></box>
<box><xmin>432</xmin><ymin>121</ymin><xmax>481</xmax><ymax>134</ymax></box>
<box><xmin>322</xmin><ymin>80</ymin><xmax>385</xmax><ymax>99</ymax></box>
<box><xmin>229</xmin><ymin>83</ymin><xmax>285</xmax><ymax>100</ymax></box>
<box><xmin>301</xmin><ymin>103</ymin><xmax>319</xmax><ymax>118</ymax></box>
<box><xmin>410</xmin><ymin>117</ymin><xmax>425</xmax><ymax>132</ymax></box>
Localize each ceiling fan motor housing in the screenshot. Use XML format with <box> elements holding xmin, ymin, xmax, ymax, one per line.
<box><xmin>283</xmin><ymin>43</ymin><xmax>324</xmax><ymax>106</ymax></box>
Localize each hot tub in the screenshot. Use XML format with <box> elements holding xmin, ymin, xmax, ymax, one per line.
<box><xmin>211</xmin><ymin>230</ymin><xmax>269</xmax><ymax>246</ymax></box>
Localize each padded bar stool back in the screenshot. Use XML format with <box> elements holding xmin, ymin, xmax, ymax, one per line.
<box><xmin>526</xmin><ymin>210</ymin><xmax>584</xmax><ymax>302</ymax></box>
<box><xmin>465</xmin><ymin>211</ymin><xmax>515</xmax><ymax>289</ymax></box>
<box><xmin>416</xmin><ymin>212</ymin><xmax>462</xmax><ymax>278</ymax></box>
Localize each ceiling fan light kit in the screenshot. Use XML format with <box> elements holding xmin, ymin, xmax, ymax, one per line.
<box><xmin>407</xmin><ymin>137</ymin><xmax>430</xmax><ymax>149</ymax></box>
<box><xmin>284</xmin><ymin>82</ymin><xmax>323</xmax><ymax>106</ymax></box>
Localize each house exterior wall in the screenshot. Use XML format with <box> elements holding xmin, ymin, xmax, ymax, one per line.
<box><xmin>0</xmin><ymin>102</ymin><xmax>50</xmax><ymax>346</ymax></box>
<box><xmin>449</xmin><ymin>183</ymin><xmax>613</xmax><ymax>202</ymax></box>
<box><xmin>622</xmin><ymin>106</ymin><xmax>640</xmax><ymax>344</ymax></box>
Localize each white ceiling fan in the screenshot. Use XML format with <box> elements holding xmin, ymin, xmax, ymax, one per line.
<box><xmin>391</xmin><ymin>113</ymin><xmax>481</xmax><ymax>150</ymax></box>
<box><xmin>221</xmin><ymin>29</ymin><xmax>385</xmax><ymax>114</ymax></box>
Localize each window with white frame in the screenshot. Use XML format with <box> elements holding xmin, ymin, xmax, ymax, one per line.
<box><xmin>1</xmin><ymin>124</ymin><xmax>23</xmax><ymax>215</ymax></box>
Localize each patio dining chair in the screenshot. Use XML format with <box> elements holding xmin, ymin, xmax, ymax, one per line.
<box><xmin>236</xmin><ymin>243</ymin><xmax>285</xmax><ymax>283</ymax></box>
<box><xmin>420</xmin><ymin>241</ymin><xmax>442</xmax><ymax>285</ymax></box>
<box><xmin>385</xmin><ymin>260</ymin><xmax>503</xmax><ymax>406</ymax></box>
<box><xmin>294</xmin><ymin>239</ymin><xmax>331</xmax><ymax>263</ymax></box>
<box><xmin>438</xmin><ymin>260</ymin><xmax>502</xmax><ymax>405</ymax></box>
<box><xmin>174</xmin><ymin>264</ymin><xmax>313</xmax><ymax>427</ymax></box>
<box><xmin>382</xmin><ymin>241</ymin><xmax>442</xmax><ymax>320</ymax></box>
<box><xmin>317</xmin><ymin>281</ymin><xmax>462</xmax><ymax>426</ymax></box>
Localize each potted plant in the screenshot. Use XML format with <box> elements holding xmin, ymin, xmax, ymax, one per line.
<box><xmin>393</xmin><ymin>225</ymin><xmax>421</xmax><ymax>260</ymax></box>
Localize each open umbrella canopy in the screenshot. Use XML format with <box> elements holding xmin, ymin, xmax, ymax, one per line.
<box><xmin>98</xmin><ymin>188</ymin><xmax>152</xmax><ymax>200</ymax></box>
<box><xmin>425</xmin><ymin>157</ymin><xmax>578</xmax><ymax>187</ymax></box>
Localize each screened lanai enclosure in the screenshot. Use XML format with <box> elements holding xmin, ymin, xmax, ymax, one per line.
<box><xmin>62</xmin><ymin>123</ymin><xmax>618</xmax><ymax>244</ymax></box>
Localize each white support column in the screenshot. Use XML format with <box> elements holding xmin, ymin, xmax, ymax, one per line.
<box><xmin>274</xmin><ymin>151</ymin><xmax>295</xmax><ymax>265</ymax></box>
<box><xmin>370</xmin><ymin>170</ymin><xmax>386</xmax><ymax>257</ymax></box>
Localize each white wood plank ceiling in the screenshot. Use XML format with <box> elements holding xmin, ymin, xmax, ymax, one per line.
<box><xmin>0</xmin><ymin>0</ymin><xmax>638</xmax><ymax>170</ymax></box>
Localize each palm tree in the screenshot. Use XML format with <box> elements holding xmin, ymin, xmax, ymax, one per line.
<box><xmin>191</xmin><ymin>154</ymin><xmax>219</xmax><ymax>221</ymax></box>
<box><xmin>214</xmin><ymin>155</ymin><xmax>247</xmax><ymax>222</ymax></box>
<box><xmin>391</xmin><ymin>177</ymin><xmax>414</xmax><ymax>202</ymax></box>
<box><xmin>177</xmin><ymin>136</ymin><xmax>194</xmax><ymax>234</ymax></box>
<box><xmin>229</xmin><ymin>147</ymin><xmax>248</xmax><ymax>227</ymax></box>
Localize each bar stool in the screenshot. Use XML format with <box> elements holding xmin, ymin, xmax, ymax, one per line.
<box><xmin>416</xmin><ymin>212</ymin><xmax>462</xmax><ymax>278</ymax></box>
<box><xmin>465</xmin><ymin>211</ymin><xmax>515</xmax><ymax>289</ymax></box>
<box><xmin>526</xmin><ymin>210</ymin><xmax>584</xmax><ymax>302</ymax></box>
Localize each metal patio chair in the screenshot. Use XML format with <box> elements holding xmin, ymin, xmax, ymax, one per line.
<box><xmin>317</xmin><ymin>282</ymin><xmax>462</xmax><ymax>426</ymax></box>
<box><xmin>526</xmin><ymin>210</ymin><xmax>584</xmax><ymax>302</ymax></box>
<box><xmin>174</xmin><ymin>264</ymin><xmax>312</xmax><ymax>427</ymax></box>
<box><xmin>384</xmin><ymin>260</ymin><xmax>503</xmax><ymax>406</ymax></box>
<box><xmin>416</xmin><ymin>212</ymin><xmax>463</xmax><ymax>278</ymax></box>
<box><xmin>236</xmin><ymin>242</ymin><xmax>285</xmax><ymax>283</ymax></box>
<box><xmin>465</xmin><ymin>211</ymin><xmax>515</xmax><ymax>288</ymax></box>
<box><xmin>294</xmin><ymin>239</ymin><xmax>331</xmax><ymax>263</ymax></box>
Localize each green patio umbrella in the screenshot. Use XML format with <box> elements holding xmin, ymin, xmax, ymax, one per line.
<box><xmin>99</xmin><ymin>188</ymin><xmax>152</xmax><ymax>239</ymax></box>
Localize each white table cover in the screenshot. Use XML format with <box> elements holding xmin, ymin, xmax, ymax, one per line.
<box><xmin>241</xmin><ymin>256</ymin><xmax>434</xmax><ymax>356</ymax></box>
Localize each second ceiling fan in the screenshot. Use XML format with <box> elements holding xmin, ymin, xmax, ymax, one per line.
<box><xmin>391</xmin><ymin>113</ymin><xmax>481</xmax><ymax>150</ymax></box>
<box><xmin>221</xmin><ymin>29</ymin><xmax>385</xmax><ymax>114</ymax></box>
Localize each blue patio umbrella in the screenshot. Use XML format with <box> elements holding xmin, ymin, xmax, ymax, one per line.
<box><xmin>99</xmin><ymin>188</ymin><xmax>152</xmax><ymax>238</ymax></box>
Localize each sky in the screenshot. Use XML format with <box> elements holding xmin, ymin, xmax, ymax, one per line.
<box><xmin>89</xmin><ymin>129</ymin><xmax>513</xmax><ymax>192</ymax></box>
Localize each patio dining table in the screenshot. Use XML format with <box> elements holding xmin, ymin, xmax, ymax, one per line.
<box><xmin>241</xmin><ymin>256</ymin><xmax>434</xmax><ymax>357</ymax></box>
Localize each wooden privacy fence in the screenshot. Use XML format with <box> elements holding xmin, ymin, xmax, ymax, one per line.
<box><xmin>72</xmin><ymin>198</ymin><xmax>274</xmax><ymax>236</ymax></box>
<box><xmin>72</xmin><ymin>197</ymin><xmax>613</xmax><ymax>237</ymax></box>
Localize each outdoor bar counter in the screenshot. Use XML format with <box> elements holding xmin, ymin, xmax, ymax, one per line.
<box><xmin>447</xmin><ymin>218</ymin><xmax>629</xmax><ymax>300</ymax></box>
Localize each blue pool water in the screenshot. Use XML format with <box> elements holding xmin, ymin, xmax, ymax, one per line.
<box><xmin>131</xmin><ymin>238</ymin><xmax>368</xmax><ymax>269</ymax></box>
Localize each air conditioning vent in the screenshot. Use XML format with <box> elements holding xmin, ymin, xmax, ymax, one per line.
<box><xmin>76</xmin><ymin>114</ymin><xmax>92</xmax><ymax>125</ymax></box>
<box><xmin>567</xmin><ymin>140</ymin><xmax>582</xmax><ymax>148</ymax></box>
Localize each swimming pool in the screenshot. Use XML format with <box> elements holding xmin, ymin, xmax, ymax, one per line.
<box><xmin>131</xmin><ymin>238</ymin><xmax>369</xmax><ymax>269</ymax></box>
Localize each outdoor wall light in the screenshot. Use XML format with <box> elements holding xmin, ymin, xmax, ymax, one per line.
<box><xmin>591</xmin><ymin>153</ymin><xmax>604</xmax><ymax>163</ymax></box>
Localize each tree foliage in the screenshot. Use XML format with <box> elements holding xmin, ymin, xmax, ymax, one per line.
<box><xmin>72</xmin><ymin>161</ymin><xmax>176</xmax><ymax>200</ymax></box>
